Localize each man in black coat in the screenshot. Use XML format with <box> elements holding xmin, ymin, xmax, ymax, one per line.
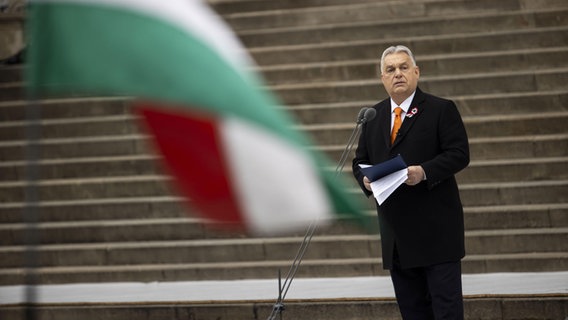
<box><xmin>352</xmin><ymin>45</ymin><xmax>470</xmax><ymax>320</ymax></box>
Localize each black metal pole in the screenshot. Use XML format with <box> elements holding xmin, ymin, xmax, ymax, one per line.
<box><xmin>23</xmin><ymin>99</ymin><xmax>41</xmax><ymax>320</ymax></box>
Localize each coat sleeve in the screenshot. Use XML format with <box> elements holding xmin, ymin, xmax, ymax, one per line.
<box><xmin>352</xmin><ymin>122</ymin><xmax>374</xmax><ymax>197</ymax></box>
<box><xmin>422</xmin><ymin>100</ymin><xmax>470</xmax><ymax>190</ymax></box>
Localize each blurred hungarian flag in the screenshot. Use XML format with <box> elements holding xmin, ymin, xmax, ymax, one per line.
<box><xmin>26</xmin><ymin>0</ymin><xmax>364</xmax><ymax>234</ymax></box>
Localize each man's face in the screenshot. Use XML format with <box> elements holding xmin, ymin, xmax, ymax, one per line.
<box><xmin>381</xmin><ymin>52</ymin><xmax>420</xmax><ymax>103</ymax></box>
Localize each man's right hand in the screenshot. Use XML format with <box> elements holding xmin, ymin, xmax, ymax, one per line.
<box><xmin>363</xmin><ymin>176</ymin><xmax>372</xmax><ymax>191</ymax></box>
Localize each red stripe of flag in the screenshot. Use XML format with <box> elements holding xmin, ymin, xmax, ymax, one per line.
<box><xmin>137</xmin><ymin>104</ymin><xmax>243</xmax><ymax>227</ymax></box>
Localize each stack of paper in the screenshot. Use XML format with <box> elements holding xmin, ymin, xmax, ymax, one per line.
<box><xmin>359</xmin><ymin>154</ymin><xmax>408</xmax><ymax>205</ymax></box>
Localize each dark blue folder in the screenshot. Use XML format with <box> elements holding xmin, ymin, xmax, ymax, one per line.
<box><xmin>360</xmin><ymin>154</ymin><xmax>407</xmax><ymax>182</ymax></box>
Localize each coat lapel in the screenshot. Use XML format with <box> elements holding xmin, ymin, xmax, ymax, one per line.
<box><xmin>380</xmin><ymin>101</ymin><xmax>392</xmax><ymax>148</ymax></box>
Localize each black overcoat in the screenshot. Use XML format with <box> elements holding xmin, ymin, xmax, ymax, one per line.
<box><xmin>352</xmin><ymin>88</ymin><xmax>470</xmax><ymax>269</ymax></box>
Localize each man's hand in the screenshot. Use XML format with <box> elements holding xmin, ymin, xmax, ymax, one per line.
<box><xmin>363</xmin><ymin>176</ymin><xmax>372</xmax><ymax>191</ymax></box>
<box><xmin>406</xmin><ymin>165</ymin><xmax>425</xmax><ymax>186</ymax></box>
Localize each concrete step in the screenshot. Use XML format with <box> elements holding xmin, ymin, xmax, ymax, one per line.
<box><xmin>0</xmin><ymin>216</ymin><xmax>373</xmax><ymax>245</ymax></box>
<box><xmin>0</xmin><ymin>81</ymin><xmax>20</xmax><ymax>101</ymax></box>
<box><xmin>4</xmin><ymin>67</ymin><xmax>567</xmax><ymax>110</ymax></box>
<box><xmin>0</xmin><ymin>174</ymin><xmax>174</xmax><ymax>203</ymax></box>
<box><xmin>250</xmin><ymin>26</ymin><xmax>568</xmax><ymax>65</ymax></box>
<box><xmin>1</xmin><ymin>154</ymin><xmax>564</xmax><ymax>186</ymax></box>
<box><xmin>1</xmin><ymin>234</ymin><xmax>381</xmax><ymax>268</ymax></box>
<box><xmin>3</xmin><ymin>48</ymin><xmax>568</xmax><ymax>91</ymax></box>
<box><xmin>0</xmin><ymin>217</ymin><xmax>205</xmax><ymax>246</ymax></box>
<box><xmin>464</xmin><ymin>204</ymin><xmax>568</xmax><ymax>231</ymax></box>
<box><xmin>460</xmin><ymin>112</ymin><xmax>568</xmax><ymax>139</ymax></box>
<box><xmin>0</xmin><ymin>65</ymin><xmax>20</xmax><ymax>83</ymax></box>
<box><xmin>463</xmin><ymin>134</ymin><xmax>568</xmax><ymax>161</ymax></box>
<box><xmin>1</xmin><ymin>228</ymin><xmax>567</xmax><ymax>269</ymax></box>
<box><xmin>0</xmin><ymin>97</ymin><xmax>132</xmax><ymax>120</ymax></box>
<box><xmin>0</xmin><ymin>257</ymin><xmax>387</xmax><ymax>285</ymax></box>
<box><xmin>3</xmin><ymin>266</ymin><xmax>568</xmax><ymax>319</ymax></box>
<box><xmin>2</xmin><ymin>270</ymin><xmax>567</xmax><ymax>319</ymax></box>
<box><xmin>1</xmin><ymin>113</ymin><xmax>565</xmax><ymax>165</ymax></box>
<box><xmin>2</xmin><ymin>31</ymin><xmax>565</xmax><ymax>92</ymax></box>
<box><xmin>272</xmin><ymin>68</ymin><xmax>568</xmax><ymax>105</ymax></box>
<box><xmin>1</xmin><ymin>106</ymin><xmax>565</xmax><ymax>148</ymax></box>
<box><xmin>0</xmin><ymin>155</ymin><xmax>162</xmax><ymax>181</ymax></box>
<box><xmin>1</xmin><ymin>195</ymin><xmax>566</xmax><ymax>231</ymax></box>
<box><xmin>458</xmin><ymin>180</ymin><xmax>568</xmax><ymax>207</ymax></box>
<box><xmin>0</xmin><ymin>196</ymin><xmax>187</xmax><ymax>223</ymax></box>
<box><xmin>288</xmin><ymin>90</ymin><xmax>568</xmax><ymax>125</ymax></box>
<box><xmin>2</xmin><ymin>200</ymin><xmax>567</xmax><ymax>246</ymax></box>
<box><xmin>321</xmin><ymin>132</ymin><xmax>568</xmax><ymax>164</ymax></box>
<box><xmin>0</xmin><ymin>169</ymin><xmax>565</xmax><ymax>205</ymax></box>
<box><xmin>261</xmin><ymin>47</ymin><xmax>568</xmax><ymax>86</ymax></box>
<box><xmin>223</xmin><ymin>0</ymin><xmax>553</xmax><ymax>31</ymax></box>
<box><xmin>2</xmin><ymin>296</ymin><xmax>567</xmax><ymax>320</ymax></box>
<box><xmin>465</xmin><ymin>228</ymin><xmax>568</xmax><ymax>255</ymax></box>
<box><xmin>353</xmin><ymin>180</ymin><xmax>568</xmax><ymax>209</ymax></box>
<box><xmin>237</xmin><ymin>8</ymin><xmax>568</xmax><ymax>48</ymax></box>
<box><xmin>0</xmin><ymin>134</ymin><xmax>151</xmax><ymax>161</ymax></box>
<box><xmin>212</xmin><ymin>0</ymin><xmax>568</xmax><ymax>15</ymax></box>
<box><xmin>0</xmin><ymin>46</ymin><xmax>568</xmax><ymax>104</ymax></box>
<box><xmin>0</xmin><ymin>114</ymin><xmax>141</xmax><ymax>141</ymax></box>
<box><xmin>212</xmin><ymin>0</ymin><xmax>390</xmax><ymax>14</ymax></box>
<box><xmin>2</xmin><ymin>88</ymin><xmax>564</xmax><ymax>126</ymax></box>
<box><xmin>1</xmin><ymin>252</ymin><xmax>567</xmax><ymax>285</ymax></box>
<box><xmin>456</xmin><ymin>157</ymin><xmax>568</xmax><ymax>183</ymax></box>
<box><xmin>1</xmin><ymin>151</ymin><xmax>566</xmax><ymax>213</ymax></box>
<box><xmin>304</xmin><ymin>112</ymin><xmax>568</xmax><ymax>146</ymax></box>
<box><xmin>1</xmin><ymin>132</ymin><xmax>564</xmax><ymax>168</ymax></box>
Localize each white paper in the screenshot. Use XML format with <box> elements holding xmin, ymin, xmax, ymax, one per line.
<box><xmin>360</xmin><ymin>165</ymin><xmax>407</xmax><ymax>205</ymax></box>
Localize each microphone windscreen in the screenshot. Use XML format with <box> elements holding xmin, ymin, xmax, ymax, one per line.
<box><xmin>357</xmin><ymin>107</ymin><xmax>368</xmax><ymax>122</ymax></box>
<box><xmin>363</xmin><ymin>108</ymin><xmax>376</xmax><ymax>122</ymax></box>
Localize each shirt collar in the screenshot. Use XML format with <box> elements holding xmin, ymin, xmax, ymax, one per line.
<box><xmin>390</xmin><ymin>91</ymin><xmax>416</xmax><ymax>114</ymax></box>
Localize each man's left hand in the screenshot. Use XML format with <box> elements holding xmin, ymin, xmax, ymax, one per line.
<box><xmin>406</xmin><ymin>166</ymin><xmax>425</xmax><ymax>186</ymax></box>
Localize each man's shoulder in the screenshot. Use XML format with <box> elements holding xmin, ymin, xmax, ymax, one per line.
<box><xmin>372</xmin><ymin>98</ymin><xmax>390</xmax><ymax>111</ymax></box>
<box><xmin>418</xmin><ymin>89</ymin><xmax>454</xmax><ymax>106</ymax></box>
<box><xmin>418</xmin><ymin>90</ymin><xmax>464</xmax><ymax>122</ymax></box>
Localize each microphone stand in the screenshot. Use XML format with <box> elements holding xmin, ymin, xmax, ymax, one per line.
<box><xmin>335</xmin><ymin>108</ymin><xmax>369</xmax><ymax>176</ymax></box>
<box><xmin>266</xmin><ymin>107</ymin><xmax>375</xmax><ymax>320</ymax></box>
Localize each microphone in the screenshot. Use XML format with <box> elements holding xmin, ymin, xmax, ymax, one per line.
<box><xmin>361</xmin><ymin>108</ymin><xmax>376</xmax><ymax>123</ymax></box>
<box><xmin>356</xmin><ymin>107</ymin><xmax>368</xmax><ymax>123</ymax></box>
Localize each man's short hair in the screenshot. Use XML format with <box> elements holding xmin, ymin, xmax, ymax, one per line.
<box><xmin>380</xmin><ymin>45</ymin><xmax>417</xmax><ymax>74</ymax></box>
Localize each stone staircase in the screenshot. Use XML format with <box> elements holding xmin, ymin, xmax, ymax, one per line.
<box><xmin>1</xmin><ymin>0</ymin><xmax>567</xmax><ymax>318</ymax></box>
